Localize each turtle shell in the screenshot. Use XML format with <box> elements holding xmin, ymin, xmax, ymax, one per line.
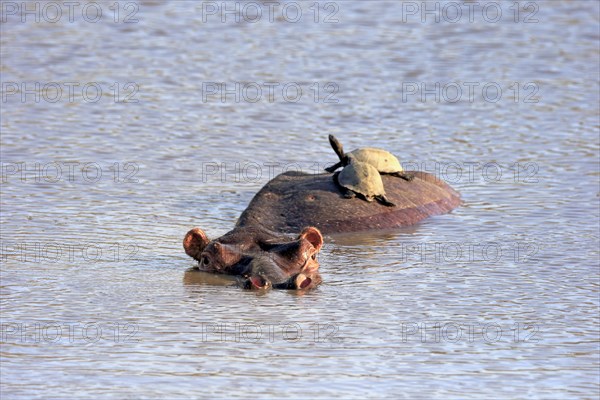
<box><xmin>338</xmin><ymin>158</ymin><xmax>386</xmax><ymax>199</ymax></box>
<box><xmin>348</xmin><ymin>148</ymin><xmax>403</xmax><ymax>173</ymax></box>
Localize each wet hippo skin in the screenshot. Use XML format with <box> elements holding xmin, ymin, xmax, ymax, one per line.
<box><xmin>236</xmin><ymin>170</ymin><xmax>461</xmax><ymax>234</ymax></box>
<box><xmin>183</xmin><ymin>170</ymin><xmax>460</xmax><ymax>289</ymax></box>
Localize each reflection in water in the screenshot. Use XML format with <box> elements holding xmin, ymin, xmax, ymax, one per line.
<box><xmin>183</xmin><ymin>268</ymin><xmax>317</xmax><ymax>299</ymax></box>
<box><xmin>183</xmin><ymin>268</ymin><xmax>239</xmax><ymax>287</ymax></box>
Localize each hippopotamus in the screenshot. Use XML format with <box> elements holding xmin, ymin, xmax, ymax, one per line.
<box><xmin>183</xmin><ymin>168</ymin><xmax>461</xmax><ymax>290</ymax></box>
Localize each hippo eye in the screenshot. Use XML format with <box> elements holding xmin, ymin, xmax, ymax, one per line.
<box><xmin>311</xmin><ymin>253</ymin><xmax>317</xmax><ymax>260</ymax></box>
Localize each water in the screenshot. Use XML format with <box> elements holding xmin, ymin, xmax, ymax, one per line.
<box><xmin>1</xmin><ymin>1</ymin><xmax>599</xmax><ymax>398</ymax></box>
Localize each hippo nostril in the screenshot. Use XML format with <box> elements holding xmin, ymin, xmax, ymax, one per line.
<box><xmin>250</xmin><ymin>276</ymin><xmax>268</xmax><ymax>289</ymax></box>
<box><xmin>202</xmin><ymin>256</ymin><xmax>210</xmax><ymax>266</ymax></box>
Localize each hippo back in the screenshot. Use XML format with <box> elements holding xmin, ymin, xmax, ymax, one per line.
<box><xmin>236</xmin><ymin>171</ymin><xmax>461</xmax><ymax>234</ymax></box>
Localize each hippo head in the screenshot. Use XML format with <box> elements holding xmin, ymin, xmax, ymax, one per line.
<box><xmin>183</xmin><ymin>226</ymin><xmax>323</xmax><ymax>290</ymax></box>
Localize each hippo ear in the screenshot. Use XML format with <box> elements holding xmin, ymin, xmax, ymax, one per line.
<box><xmin>183</xmin><ymin>228</ymin><xmax>210</xmax><ymax>261</ymax></box>
<box><xmin>298</xmin><ymin>226</ymin><xmax>323</xmax><ymax>252</ymax></box>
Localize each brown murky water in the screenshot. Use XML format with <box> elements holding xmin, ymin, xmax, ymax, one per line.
<box><xmin>1</xmin><ymin>1</ymin><xmax>599</xmax><ymax>398</ymax></box>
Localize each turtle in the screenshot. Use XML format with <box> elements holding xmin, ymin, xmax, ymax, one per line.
<box><xmin>333</xmin><ymin>155</ymin><xmax>396</xmax><ymax>207</ymax></box>
<box><xmin>325</xmin><ymin>135</ymin><xmax>414</xmax><ymax>181</ymax></box>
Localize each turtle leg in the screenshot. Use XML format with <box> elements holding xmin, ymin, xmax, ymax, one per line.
<box><xmin>375</xmin><ymin>195</ymin><xmax>396</xmax><ymax>207</ymax></box>
<box><xmin>389</xmin><ymin>171</ymin><xmax>415</xmax><ymax>181</ymax></box>
<box><xmin>357</xmin><ymin>194</ymin><xmax>372</xmax><ymax>202</ymax></box>
<box><xmin>325</xmin><ymin>161</ymin><xmax>342</xmax><ymax>173</ymax></box>
<box><xmin>328</xmin><ymin>135</ymin><xmax>345</xmax><ymax>161</ymax></box>
<box><xmin>333</xmin><ymin>171</ymin><xmax>356</xmax><ymax>199</ymax></box>
<box><xmin>344</xmin><ymin>190</ymin><xmax>356</xmax><ymax>199</ymax></box>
